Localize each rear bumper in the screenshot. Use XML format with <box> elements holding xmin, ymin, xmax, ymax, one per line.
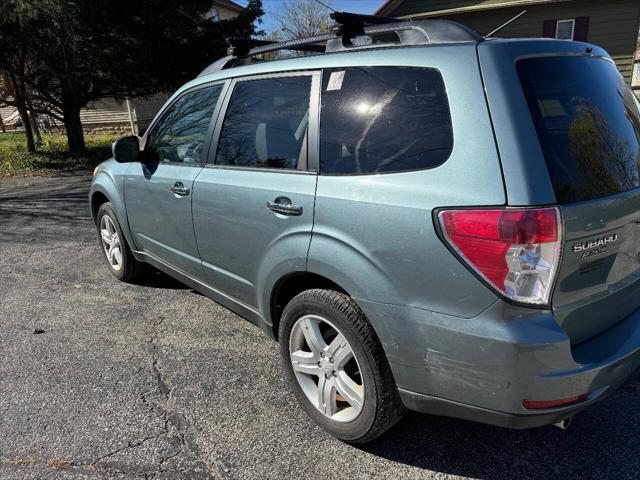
<box><xmin>356</xmin><ymin>298</ymin><xmax>640</xmax><ymax>428</ymax></box>
<box><xmin>398</xmin><ymin>389</ymin><xmax>589</xmax><ymax>429</ymax></box>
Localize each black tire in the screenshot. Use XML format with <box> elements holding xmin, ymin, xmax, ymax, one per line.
<box><xmin>95</xmin><ymin>202</ymin><xmax>144</xmax><ymax>282</ymax></box>
<box><xmin>279</xmin><ymin>289</ymin><xmax>405</xmax><ymax>443</ymax></box>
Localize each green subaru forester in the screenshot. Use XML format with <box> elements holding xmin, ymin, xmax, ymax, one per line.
<box><xmin>90</xmin><ymin>16</ymin><xmax>640</xmax><ymax>442</ymax></box>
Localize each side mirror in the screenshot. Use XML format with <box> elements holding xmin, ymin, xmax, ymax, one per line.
<box><xmin>112</xmin><ymin>136</ymin><xmax>139</xmax><ymax>163</ymax></box>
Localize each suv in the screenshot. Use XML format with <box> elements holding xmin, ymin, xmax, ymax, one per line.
<box><xmin>90</xmin><ymin>17</ymin><xmax>640</xmax><ymax>443</ymax></box>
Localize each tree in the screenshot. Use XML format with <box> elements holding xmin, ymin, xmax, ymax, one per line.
<box><xmin>0</xmin><ymin>0</ymin><xmax>263</xmax><ymax>154</ymax></box>
<box><xmin>274</xmin><ymin>0</ymin><xmax>333</xmax><ymax>40</ymax></box>
<box><xmin>0</xmin><ymin>5</ymin><xmax>40</xmax><ymax>151</ymax></box>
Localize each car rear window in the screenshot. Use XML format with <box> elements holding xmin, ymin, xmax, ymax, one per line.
<box><xmin>320</xmin><ymin>67</ymin><xmax>453</xmax><ymax>175</ymax></box>
<box><xmin>517</xmin><ymin>56</ymin><xmax>640</xmax><ymax>203</ymax></box>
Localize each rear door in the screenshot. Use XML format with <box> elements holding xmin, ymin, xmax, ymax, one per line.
<box><xmin>192</xmin><ymin>72</ymin><xmax>320</xmax><ymax>308</ymax></box>
<box><xmin>516</xmin><ymin>55</ymin><xmax>640</xmax><ymax>344</ymax></box>
<box><xmin>125</xmin><ymin>83</ymin><xmax>224</xmax><ymax>277</ymax></box>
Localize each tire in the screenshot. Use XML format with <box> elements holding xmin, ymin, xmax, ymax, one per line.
<box><xmin>95</xmin><ymin>202</ymin><xmax>144</xmax><ymax>282</ymax></box>
<box><xmin>279</xmin><ymin>289</ymin><xmax>405</xmax><ymax>443</ymax></box>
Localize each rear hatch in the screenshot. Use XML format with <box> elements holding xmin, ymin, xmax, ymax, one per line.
<box><xmin>516</xmin><ymin>53</ymin><xmax>640</xmax><ymax>344</ymax></box>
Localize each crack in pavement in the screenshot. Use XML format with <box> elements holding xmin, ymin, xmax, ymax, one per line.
<box><xmin>145</xmin><ymin>314</ymin><xmax>218</xmax><ymax>479</ymax></box>
<box><xmin>31</xmin><ymin>313</ymin><xmax>222</xmax><ymax>479</ymax></box>
<box><xmin>91</xmin><ymin>434</ymin><xmax>160</xmax><ymax>467</ymax></box>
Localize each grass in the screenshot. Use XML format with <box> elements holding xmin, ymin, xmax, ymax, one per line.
<box><xmin>0</xmin><ymin>132</ymin><xmax>117</xmax><ymax>178</ymax></box>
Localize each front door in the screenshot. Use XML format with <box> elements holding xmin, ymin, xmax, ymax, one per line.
<box><xmin>125</xmin><ymin>83</ymin><xmax>225</xmax><ymax>277</ymax></box>
<box><xmin>193</xmin><ymin>72</ymin><xmax>320</xmax><ymax>307</ymax></box>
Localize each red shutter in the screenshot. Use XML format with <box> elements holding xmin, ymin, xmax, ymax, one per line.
<box><xmin>542</xmin><ymin>19</ymin><xmax>557</xmax><ymax>38</ymax></box>
<box><xmin>573</xmin><ymin>16</ymin><xmax>590</xmax><ymax>41</ymax></box>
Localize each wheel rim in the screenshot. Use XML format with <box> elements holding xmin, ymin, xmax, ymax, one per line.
<box><xmin>289</xmin><ymin>315</ymin><xmax>365</xmax><ymax>423</ymax></box>
<box><xmin>100</xmin><ymin>215</ymin><xmax>123</xmax><ymax>272</ymax></box>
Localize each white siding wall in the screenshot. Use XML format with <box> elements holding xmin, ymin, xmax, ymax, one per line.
<box><xmin>0</xmin><ymin>105</ymin><xmax>16</xmax><ymax>129</ymax></box>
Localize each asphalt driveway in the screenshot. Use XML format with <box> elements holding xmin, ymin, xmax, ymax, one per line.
<box><xmin>1</xmin><ymin>173</ymin><xmax>639</xmax><ymax>480</ymax></box>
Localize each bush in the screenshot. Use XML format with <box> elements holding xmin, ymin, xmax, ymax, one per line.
<box><xmin>0</xmin><ymin>133</ymin><xmax>117</xmax><ymax>177</ymax></box>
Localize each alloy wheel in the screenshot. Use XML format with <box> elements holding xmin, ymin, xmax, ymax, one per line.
<box><xmin>100</xmin><ymin>215</ymin><xmax>123</xmax><ymax>272</ymax></box>
<box><xmin>289</xmin><ymin>315</ymin><xmax>365</xmax><ymax>422</ymax></box>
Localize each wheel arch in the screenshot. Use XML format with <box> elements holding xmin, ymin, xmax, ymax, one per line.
<box><xmin>90</xmin><ymin>176</ymin><xmax>136</xmax><ymax>250</ymax></box>
<box><xmin>269</xmin><ymin>271</ymin><xmax>348</xmax><ymax>341</ymax></box>
<box><xmin>90</xmin><ymin>191</ymin><xmax>110</xmax><ymax>221</ymax></box>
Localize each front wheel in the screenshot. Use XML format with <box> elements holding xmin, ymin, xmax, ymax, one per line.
<box><xmin>96</xmin><ymin>202</ymin><xmax>144</xmax><ymax>282</ymax></box>
<box><xmin>279</xmin><ymin>289</ymin><xmax>405</xmax><ymax>443</ymax></box>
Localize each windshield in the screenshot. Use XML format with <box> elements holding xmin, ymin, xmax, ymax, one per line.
<box><xmin>517</xmin><ymin>56</ymin><xmax>640</xmax><ymax>203</ymax></box>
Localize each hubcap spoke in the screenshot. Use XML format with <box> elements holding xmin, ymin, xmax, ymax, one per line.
<box><xmin>291</xmin><ymin>350</ymin><xmax>321</xmax><ymax>376</ymax></box>
<box><xmin>100</xmin><ymin>229</ymin><xmax>111</xmax><ymax>245</ymax></box>
<box><xmin>334</xmin><ymin>371</ymin><xmax>364</xmax><ymax>411</ymax></box>
<box><xmin>112</xmin><ymin>247</ymin><xmax>123</xmax><ymax>266</ymax></box>
<box><xmin>327</xmin><ymin>333</ymin><xmax>352</xmax><ymax>368</ymax></box>
<box><xmin>318</xmin><ymin>374</ymin><xmax>337</xmax><ymax>416</ymax></box>
<box><xmin>300</xmin><ymin>317</ymin><xmax>328</xmax><ymax>354</ymax></box>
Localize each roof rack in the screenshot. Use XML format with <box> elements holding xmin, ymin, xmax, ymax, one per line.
<box><xmin>197</xmin><ymin>12</ymin><xmax>482</xmax><ymax>77</ymax></box>
<box><xmin>330</xmin><ymin>11</ymin><xmax>401</xmax><ymax>41</ymax></box>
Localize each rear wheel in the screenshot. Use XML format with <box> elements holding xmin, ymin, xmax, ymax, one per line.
<box><xmin>279</xmin><ymin>289</ymin><xmax>405</xmax><ymax>443</ymax></box>
<box><xmin>96</xmin><ymin>202</ymin><xmax>144</xmax><ymax>282</ymax></box>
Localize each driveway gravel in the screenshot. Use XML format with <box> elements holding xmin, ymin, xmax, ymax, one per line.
<box><xmin>1</xmin><ymin>173</ymin><xmax>639</xmax><ymax>480</ymax></box>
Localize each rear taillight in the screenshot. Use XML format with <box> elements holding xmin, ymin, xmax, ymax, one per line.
<box><xmin>438</xmin><ymin>207</ymin><xmax>562</xmax><ymax>306</ymax></box>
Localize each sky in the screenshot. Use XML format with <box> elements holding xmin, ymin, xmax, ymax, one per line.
<box><xmin>234</xmin><ymin>0</ymin><xmax>386</xmax><ymax>34</ymax></box>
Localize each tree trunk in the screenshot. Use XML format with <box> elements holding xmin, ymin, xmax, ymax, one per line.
<box><xmin>31</xmin><ymin>113</ymin><xmax>41</xmax><ymax>144</ymax></box>
<box><xmin>0</xmin><ymin>114</ymin><xmax>5</xmax><ymax>133</ymax></box>
<box><xmin>4</xmin><ymin>70</ymin><xmax>35</xmax><ymax>152</ymax></box>
<box><xmin>16</xmin><ymin>103</ymin><xmax>36</xmax><ymax>153</ymax></box>
<box><xmin>63</xmin><ymin>107</ymin><xmax>85</xmax><ymax>155</ymax></box>
<box><xmin>25</xmin><ymin>98</ymin><xmax>42</xmax><ymax>144</ymax></box>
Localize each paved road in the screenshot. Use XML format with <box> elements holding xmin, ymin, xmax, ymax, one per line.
<box><xmin>1</xmin><ymin>173</ymin><xmax>639</xmax><ymax>480</ymax></box>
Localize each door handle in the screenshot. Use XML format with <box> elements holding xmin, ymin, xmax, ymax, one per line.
<box><xmin>267</xmin><ymin>199</ymin><xmax>303</xmax><ymax>217</ymax></box>
<box><xmin>170</xmin><ymin>181</ymin><xmax>190</xmax><ymax>197</ymax></box>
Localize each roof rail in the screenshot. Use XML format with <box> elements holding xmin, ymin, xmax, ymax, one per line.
<box><xmin>197</xmin><ymin>13</ymin><xmax>482</xmax><ymax>78</ymax></box>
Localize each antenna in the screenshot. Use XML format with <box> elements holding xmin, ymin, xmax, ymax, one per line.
<box><xmin>485</xmin><ymin>10</ymin><xmax>527</xmax><ymax>38</ymax></box>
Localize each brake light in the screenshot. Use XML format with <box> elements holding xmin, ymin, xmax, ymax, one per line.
<box><xmin>438</xmin><ymin>207</ymin><xmax>562</xmax><ymax>306</ymax></box>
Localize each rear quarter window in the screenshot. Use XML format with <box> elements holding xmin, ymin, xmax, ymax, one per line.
<box><xmin>320</xmin><ymin>67</ymin><xmax>453</xmax><ymax>175</ymax></box>
<box><xmin>517</xmin><ymin>56</ymin><xmax>640</xmax><ymax>203</ymax></box>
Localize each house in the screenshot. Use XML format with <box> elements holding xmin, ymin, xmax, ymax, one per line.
<box><xmin>0</xmin><ymin>0</ymin><xmax>245</xmax><ymax>136</ymax></box>
<box><xmin>0</xmin><ymin>105</ymin><xmax>15</xmax><ymax>131</ymax></box>
<box><xmin>375</xmin><ymin>0</ymin><xmax>640</xmax><ymax>85</ymax></box>
<box><xmin>210</xmin><ymin>0</ymin><xmax>244</xmax><ymax>21</ymax></box>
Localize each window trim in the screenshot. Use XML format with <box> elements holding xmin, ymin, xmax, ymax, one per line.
<box><xmin>205</xmin><ymin>70</ymin><xmax>322</xmax><ymax>174</ymax></box>
<box><xmin>140</xmin><ymin>79</ymin><xmax>231</xmax><ymax>168</ymax></box>
<box><xmin>555</xmin><ymin>19</ymin><xmax>575</xmax><ymax>40</ymax></box>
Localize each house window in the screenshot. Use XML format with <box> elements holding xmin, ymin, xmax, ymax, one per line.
<box><xmin>555</xmin><ymin>19</ymin><xmax>575</xmax><ymax>40</ymax></box>
<box><xmin>210</xmin><ymin>7</ymin><xmax>220</xmax><ymax>21</ymax></box>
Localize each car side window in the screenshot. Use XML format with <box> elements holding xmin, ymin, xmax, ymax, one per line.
<box><xmin>145</xmin><ymin>85</ymin><xmax>222</xmax><ymax>164</ymax></box>
<box><xmin>215</xmin><ymin>76</ymin><xmax>312</xmax><ymax>170</ymax></box>
<box><xmin>320</xmin><ymin>67</ymin><xmax>453</xmax><ymax>175</ymax></box>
